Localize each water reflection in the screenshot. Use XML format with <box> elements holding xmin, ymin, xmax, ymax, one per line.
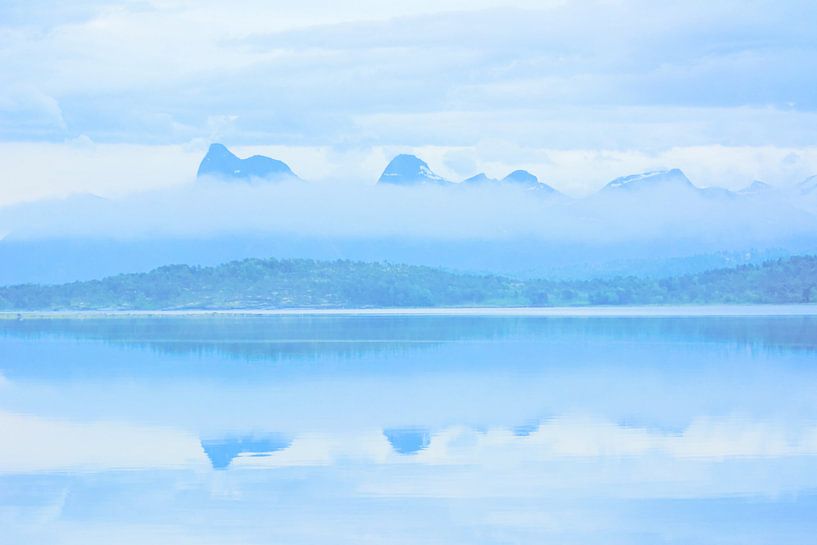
<box><xmin>3</xmin><ymin>314</ymin><xmax>817</xmax><ymax>370</ymax></box>
<box><xmin>201</xmin><ymin>434</ymin><xmax>292</xmax><ymax>469</ymax></box>
<box><xmin>1</xmin><ymin>313</ymin><xmax>816</xmax><ymax>544</ymax></box>
<box><xmin>383</xmin><ymin>427</ymin><xmax>432</xmax><ymax>455</ymax></box>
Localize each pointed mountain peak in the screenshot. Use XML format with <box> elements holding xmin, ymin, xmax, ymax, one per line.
<box><xmin>197</xmin><ymin>143</ymin><xmax>299</xmax><ymax>182</ymax></box>
<box><xmin>205</xmin><ymin>142</ymin><xmax>234</xmax><ymax>157</ymax></box>
<box><xmin>377</xmin><ymin>154</ymin><xmax>449</xmax><ymax>186</ymax></box>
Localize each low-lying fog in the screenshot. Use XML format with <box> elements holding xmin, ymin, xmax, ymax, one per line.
<box><xmin>2</xmin><ymin>179</ymin><xmax>816</xmax><ymax>243</ymax></box>
<box><xmin>1</xmin><ymin>179</ymin><xmax>816</xmax><ymax>284</ymax></box>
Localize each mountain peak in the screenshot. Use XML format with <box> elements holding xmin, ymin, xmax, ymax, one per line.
<box><xmin>502</xmin><ymin>170</ymin><xmax>559</xmax><ymax>194</ymax></box>
<box><xmin>197</xmin><ymin>143</ymin><xmax>298</xmax><ymax>182</ymax></box>
<box><xmin>603</xmin><ymin>169</ymin><xmax>693</xmax><ymax>192</ymax></box>
<box><xmin>462</xmin><ymin>169</ymin><xmax>559</xmax><ymax>194</ymax></box>
<box><xmin>502</xmin><ymin>170</ymin><xmax>538</xmax><ymax>186</ymax></box>
<box><xmin>377</xmin><ymin>154</ymin><xmax>449</xmax><ymax>186</ymax></box>
<box><xmin>205</xmin><ymin>142</ymin><xmax>232</xmax><ymax>157</ymax></box>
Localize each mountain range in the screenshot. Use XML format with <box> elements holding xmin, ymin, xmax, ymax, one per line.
<box><xmin>197</xmin><ymin>144</ymin><xmax>817</xmax><ymax>200</ymax></box>
<box><xmin>1</xmin><ymin>143</ymin><xmax>817</xmax><ymax>287</ymax></box>
<box><xmin>376</xmin><ymin>154</ymin><xmax>559</xmax><ymax>194</ymax></box>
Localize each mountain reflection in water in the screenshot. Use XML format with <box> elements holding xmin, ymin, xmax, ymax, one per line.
<box><xmin>1</xmin><ymin>312</ymin><xmax>816</xmax><ymax>544</ymax></box>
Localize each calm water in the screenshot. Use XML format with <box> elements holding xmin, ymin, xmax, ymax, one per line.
<box><xmin>1</xmin><ymin>313</ymin><xmax>817</xmax><ymax>544</ymax></box>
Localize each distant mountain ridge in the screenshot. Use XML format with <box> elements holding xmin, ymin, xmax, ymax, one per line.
<box><xmin>461</xmin><ymin>173</ymin><xmax>496</xmax><ymax>185</ymax></box>
<box><xmin>197</xmin><ymin>143</ymin><xmax>299</xmax><ymax>181</ymax></box>
<box><xmin>462</xmin><ymin>169</ymin><xmax>560</xmax><ymax>194</ymax></box>
<box><xmin>739</xmin><ymin>181</ymin><xmax>773</xmax><ymax>195</ymax></box>
<box><xmin>603</xmin><ymin>169</ymin><xmax>695</xmax><ymax>192</ymax></box>
<box><xmin>375</xmin><ymin>154</ymin><xmax>560</xmax><ymax>193</ymax></box>
<box><xmin>194</xmin><ymin>144</ymin><xmax>816</xmax><ymax>199</ymax></box>
<box><xmin>598</xmin><ymin>168</ymin><xmax>781</xmax><ymax>201</ymax></box>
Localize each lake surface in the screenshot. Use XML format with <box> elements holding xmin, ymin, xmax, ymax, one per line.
<box><xmin>1</xmin><ymin>312</ymin><xmax>817</xmax><ymax>544</ymax></box>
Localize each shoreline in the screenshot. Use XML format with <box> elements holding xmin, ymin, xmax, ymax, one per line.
<box><xmin>3</xmin><ymin>304</ymin><xmax>817</xmax><ymax>319</ymax></box>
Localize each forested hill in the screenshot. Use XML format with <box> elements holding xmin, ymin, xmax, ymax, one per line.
<box><xmin>1</xmin><ymin>256</ymin><xmax>816</xmax><ymax>311</ymax></box>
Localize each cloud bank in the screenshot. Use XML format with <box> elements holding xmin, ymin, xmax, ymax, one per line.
<box><xmin>2</xmin><ymin>141</ymin><xmax>817</xmax><ymax>206</ymax></box>
<box><xmin>1</xmin><ymin>1</ymin><xmax>817</xmax><ymax>201</ymax></box>
<box><xmin>2</xmin><ymin>178</ymin><xmax>816</xmax><ymax>248</ymax></box>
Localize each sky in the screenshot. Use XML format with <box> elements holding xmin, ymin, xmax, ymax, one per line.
<box><xmin>1</xmin><ymin>0</ymin><xmax>817</xmax><ymax>204</ymax></box>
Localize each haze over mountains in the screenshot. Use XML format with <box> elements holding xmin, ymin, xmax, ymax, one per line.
<box><xmin>1</xmin><ymin>143</ymin><xmax>817</xmax><ymax>285</ymax></box>
<box><xmin>374</xmin><ymin>153</ymin><xmax>559</xmax><ymax>194</ymax></box>
<box><xmin>198</xmin><ymin>144</ymin><xmax>561</xmax><ymax>192</ymax></box>
<box><xmin>196</xmin><ymin>143</ymin><xmax>817</xmax><ymax>201</ymax></box>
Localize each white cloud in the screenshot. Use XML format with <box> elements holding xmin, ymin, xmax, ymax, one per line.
<box><xmin>226</xmin><ymin>416</ymin><xmax>817</xmax><ymax>501</ymax></box>
<box><xmin>1</xmin><ymin>0</ymin><xmax>815</xmax><ymax>147</ymax></box>
<box><xmin>0</xmin><ymin>86</ymin><xmax>66</xmax><ymax>134</ymax></box>
<box><xmin>1</xmin><ymin>1</ymin><xmax>816</xmax><ymax>203</ymax></box>
<box><xmin>2</xmin><ymin>141</ymin><xmax>817</xmax><ymax>206</ymax></box>
<box><xmin>0</xmin><ymin>411</ymin><xmax>207</xmax><ymax>473</ymax></box>
<box><xmin>0</xmin><ymin>142</ymin><xmax>197</xmax><ymax>205</ymax></box>
<box><xmin>416</xmin><ymin>416</ymin><xmax>817</xmax><ymax>462</ymax></box>
<box><xmin>6</xmin><ymin>172</ymin><xmax>817</xmax><ymax>246</ymax></box>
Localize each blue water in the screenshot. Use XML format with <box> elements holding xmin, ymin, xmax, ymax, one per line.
<box><xmin>1</xmin><ymin>314</ymin><xmax>816</xmax><ymax>544</ymax></box>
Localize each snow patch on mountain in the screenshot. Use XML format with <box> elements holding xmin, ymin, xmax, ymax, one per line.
<box><xmin>377</xmin><ymin>154</ymin><xmax>450</xmax><ymax>186</ymax></box>
<box><xmin>603</xmin><ymin>169</ymin><xmax>694</xmax><ymax>192</ymax></box>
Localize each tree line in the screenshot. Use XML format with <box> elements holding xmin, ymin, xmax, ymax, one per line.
<box><xmin>1</xmin><ymin>256</ymin><xmax>816</xmax><ymax>310</ymax></box>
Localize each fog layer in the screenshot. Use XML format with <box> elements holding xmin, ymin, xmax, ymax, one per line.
<box><xmin>1</xmin><ymin>179</ymin><xmax>816</xmax><ymax>284</ymax></box>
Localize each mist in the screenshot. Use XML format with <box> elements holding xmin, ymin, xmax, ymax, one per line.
<box><xmin>2</xmin><ymin>178</ymin><xmax>816</xmax><ymax>243</ymax></box>
<box><xmin>1</xmin><ymin>178</ymin><xmax>816</xmax><ymax>284</ymax></box>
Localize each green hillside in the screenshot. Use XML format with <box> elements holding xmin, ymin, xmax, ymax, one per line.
<box><xmin>1</xmin><ymin>256</ymin><xmax>816</xmax><ymax>311</ymax></box>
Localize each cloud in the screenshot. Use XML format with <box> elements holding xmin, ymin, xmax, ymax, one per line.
<box><xmin>10</xmin><ymin>408</ymin><xmax>811</xmax><ymax>476</ymax></box>
<box><xmin>0</xmin><ymin>0</ymin><xmax>815</xmax><ymax>148</ymax></box>
<box><xmin>442</xmin><ymin>149</ymin><xmax>478</xmax><ymax>176</ymax></box>
<box><xmin>0</xmin><ymin>411</ymin><xmax>206</xmax><ymax>473</ymax></box>
<box><xmin>2</xmin><ymin>1</ymin><xmax>817</xmax><ymax>208</ymax></box>
<box><xmin>3</xmin><ymin>141</ymin><xmax>817</xmax><ymax>208</ymax></box>
<box><xmin>0</xmin><ymin>142</ymin><xmax>197</xmax><ymax>205</ymax></box>
<box><xmin>0</xmin><ymin>86</ymin><xmax>67</xmax><ymax>137</ymax></box>
<box><xmin>1</xmin><ymin>172</ymin><xmax>816</xmax><ymax>251</ymax></box>
<box><xmin>225</xmin><ymin>416</ymin><xmax>817</xmax><ymax>501</ymax></box>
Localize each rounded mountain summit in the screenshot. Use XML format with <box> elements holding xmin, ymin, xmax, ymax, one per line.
<box><xmin>376</xmin><ymin>154</ymin><xmax>450</xmax><ymax>186</ymax></box>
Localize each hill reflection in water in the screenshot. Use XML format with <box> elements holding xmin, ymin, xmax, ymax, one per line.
<box><xmin>1</xmin><ymin>313</ymin><xmax>817</xmax><ymax>544</ymax></box>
